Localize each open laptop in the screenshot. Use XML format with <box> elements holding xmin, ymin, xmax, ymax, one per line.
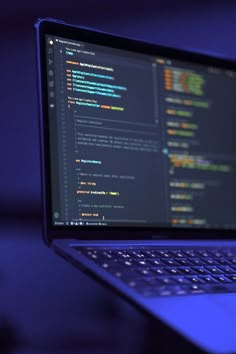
<box><xmin>35</xmin><ymin>18</ymin><xmax>236</xmax><ymax>353</ymax></box>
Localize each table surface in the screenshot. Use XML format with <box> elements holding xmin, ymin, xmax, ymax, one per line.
<box><xmin>0</xmin><ymin>222</ymin><xmax>151</xmax><ymax>354</ymax></box>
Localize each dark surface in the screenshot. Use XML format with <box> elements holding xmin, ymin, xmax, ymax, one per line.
<box><xmin>0</xmin><ymin>222</ymin><xmax>148</xmax><ymax>354</ymax></box>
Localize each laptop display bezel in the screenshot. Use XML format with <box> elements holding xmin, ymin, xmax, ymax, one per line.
<box><xmin>35</xmin><ymin>18</ymin><xmax>236</xmax><ymax>244</ymax></box>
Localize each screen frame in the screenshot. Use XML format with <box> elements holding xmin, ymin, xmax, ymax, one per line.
<box><xmin>35</xmin><ymin>17</ymin><xmax>236</xmax><ymax>244</ymax></box>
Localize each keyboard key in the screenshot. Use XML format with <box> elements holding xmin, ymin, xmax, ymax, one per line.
<box><xmin>102</xmin><ymin>251</ymin><xmax>113</xmax><ymax>259</ymax></box>
<box><xmin>188</xmin><ymin>258</ymin><xmax>206</xmax><ymax>266</ymax></box>
<box><xmin>221</xmin><ymin>250</ymin><xmax>235</xmax><ymax>257</ymax></box>
<box><xmin>229</xmin><ymin>258</ymin><xmax>236</xmax><ymax>265</ymax></box>
<box><xmin>127</xmin><ymin>250</ymin><xmax>145</xmax><ymax>258</ymax></box>
<box><xmin>119</xmin><ymin>260</ymin><xmax>134</xmax><ymax>267</ymax></box>
<box><xmin>191</xmin><ymin>267</ymin><xmax>210</xmax><ymax>275</ymax></box>
<box><xmin>128</xmin><ymin>279</ymin><xmax>148</xmax><ymax>288</ymax></box>
<box><xmin>199</xmin><ymin>275</ymin><xmax>218</xmax><ymax>284</ymax></box>
<box><xmin>150</xmin><ymin>259</ymin><xmax>165</xmax><ymax>266</ymax></box>
<box><xmin>156</xmin><ymin>250</ymin><xmax>170</xmax><ymax>258</ymax></box>
<box><xmin>175</xmin><ymin>258</ymin><xmax>190</xmax><ymax>266</ymax></box>
<box><xmin>120</xmin><ymin>253</ymin><xmax>131</xmax><ymax>259</ymax></box>
<box><xmin>142</xmin><ymin>250</ymin><xmax>157</xmax><ymax>258</ymax></box>
<box><xmin>85</xmin><ymin>251</ymin><xmax>99</xmax><ymax>260</ymax></box>
<box><xmin>114</xmin><ymin>251</ymin><xmax>128</xmax><ymax>258</ymax></box>
<box><xmin>217</xmin><ymin>258</ymin><xmax>231</xmax><ymax>266</ymax></box>
<box><xmin>210</xmin><ymin>250</ymin><xmax>223</xmax><ymax>257</ymax></box>
<box><xmin>151</xmin><ymin>267</ymin><xmax>168</xmax><ymax>275</ymax></box>
<box><xmin>169</xmin><ymin>250</ymin><xmax>185</xmax><ymax>258</ymax></box>
<box><xmin>160</xmin><ymin>277</ymin><xmax>178</xmax><ymax>285</ymax></box>
<box><xmin>204</xmin><ymin>258</ymin><xmax>218</xmax><ymax>266</ymax></box>
<box><xmin>213</xmin><ymin>275</ymin><xmax>232</xmax><ymax>283</ymax></box>
<box><xmin>134</xmin><ymin>259</ymin><xmax>150</xmax><ymax>267</ymax></box>
<box><xmin>182</xmin><ymin>250</ymin><xmax>197</xmax><ymax>257</ymax></box>
<box><xmin>186</xmin><ymin>284</ymin><xmax>206</xmax><ymax>294</ymax></box>
<box><xmin>179</xmin><ymin>267</ymin><xmax>196</xmax><ymax>275</ymax></box>
<box><xmin>101</xmin><ymin>263</ymin><xmax>110</xmax><ymax>269</ymax></box>
<box><xmin>205</xmin><ymin>266</ymin><xmax>222</xmax><ymax>274</ymax></box>
<box><xmin>136</xmin><ymin>268</ymin><xmax>153</xmax><ymax>276</ymax></box>
<box><xmin>195</xmin><ymin>250</ymin><xmax>211</xmax><ymax>257</ymax></box>
<box><xmin>175</xmin><ymin>277</ymin><xmax>192</xmax><ymax>285</ymax></box>
<box><xmin>187</xmin><ymin>276</ymin><xmax>205</xmax><ymax>284</ymax></box>
<box><xmin>217</xmin><ymin>266</ymin><xmax>235</xmax><ymax>274</ymax></box>
<box><xmin>161</xmin><ymin>258</ymin><xmax>179</xmax><ymax>266</ymax></box>
<box><xmin>191</xmin><ymin>285</ymin><xmax>206</xmax><ymax>293</ymax></box>
<box><xmin>165</xmin><ymin>267</ymin><xmax>181</xmax><ymax>275</ymax></box>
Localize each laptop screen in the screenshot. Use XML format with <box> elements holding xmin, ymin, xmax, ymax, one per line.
<box><xmin>44</xmin><ymin>34</ymin><xmax>236</xmax><ymax>230</ymax></box>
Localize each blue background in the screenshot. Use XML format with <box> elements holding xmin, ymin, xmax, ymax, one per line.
<box><xmin>2</xmin><ymin>0</ymin><xmax>236</xmax><ymax>215</ymax></box>
<box><xmin>1</xmin><ymin>1</ymin><xmax>236</xmax><ymax>353</ymax></box>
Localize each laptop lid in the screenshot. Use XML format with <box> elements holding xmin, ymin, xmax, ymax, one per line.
<box><xmin>35</xmin><ymin>18</ymin><xmax>236</xmax><ymax>244</ymax></box>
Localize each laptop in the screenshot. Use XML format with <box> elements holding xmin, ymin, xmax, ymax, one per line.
<box><xmin>35</xmin><ymin>18</ymin><xmax>236</xmax><ymax>353</ymax></box>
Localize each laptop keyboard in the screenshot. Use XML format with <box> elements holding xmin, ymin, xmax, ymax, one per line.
<box><xmin>74</xmin><ymin>246</ymin><xmax>236</xmax><ymax>297</ymax></box>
